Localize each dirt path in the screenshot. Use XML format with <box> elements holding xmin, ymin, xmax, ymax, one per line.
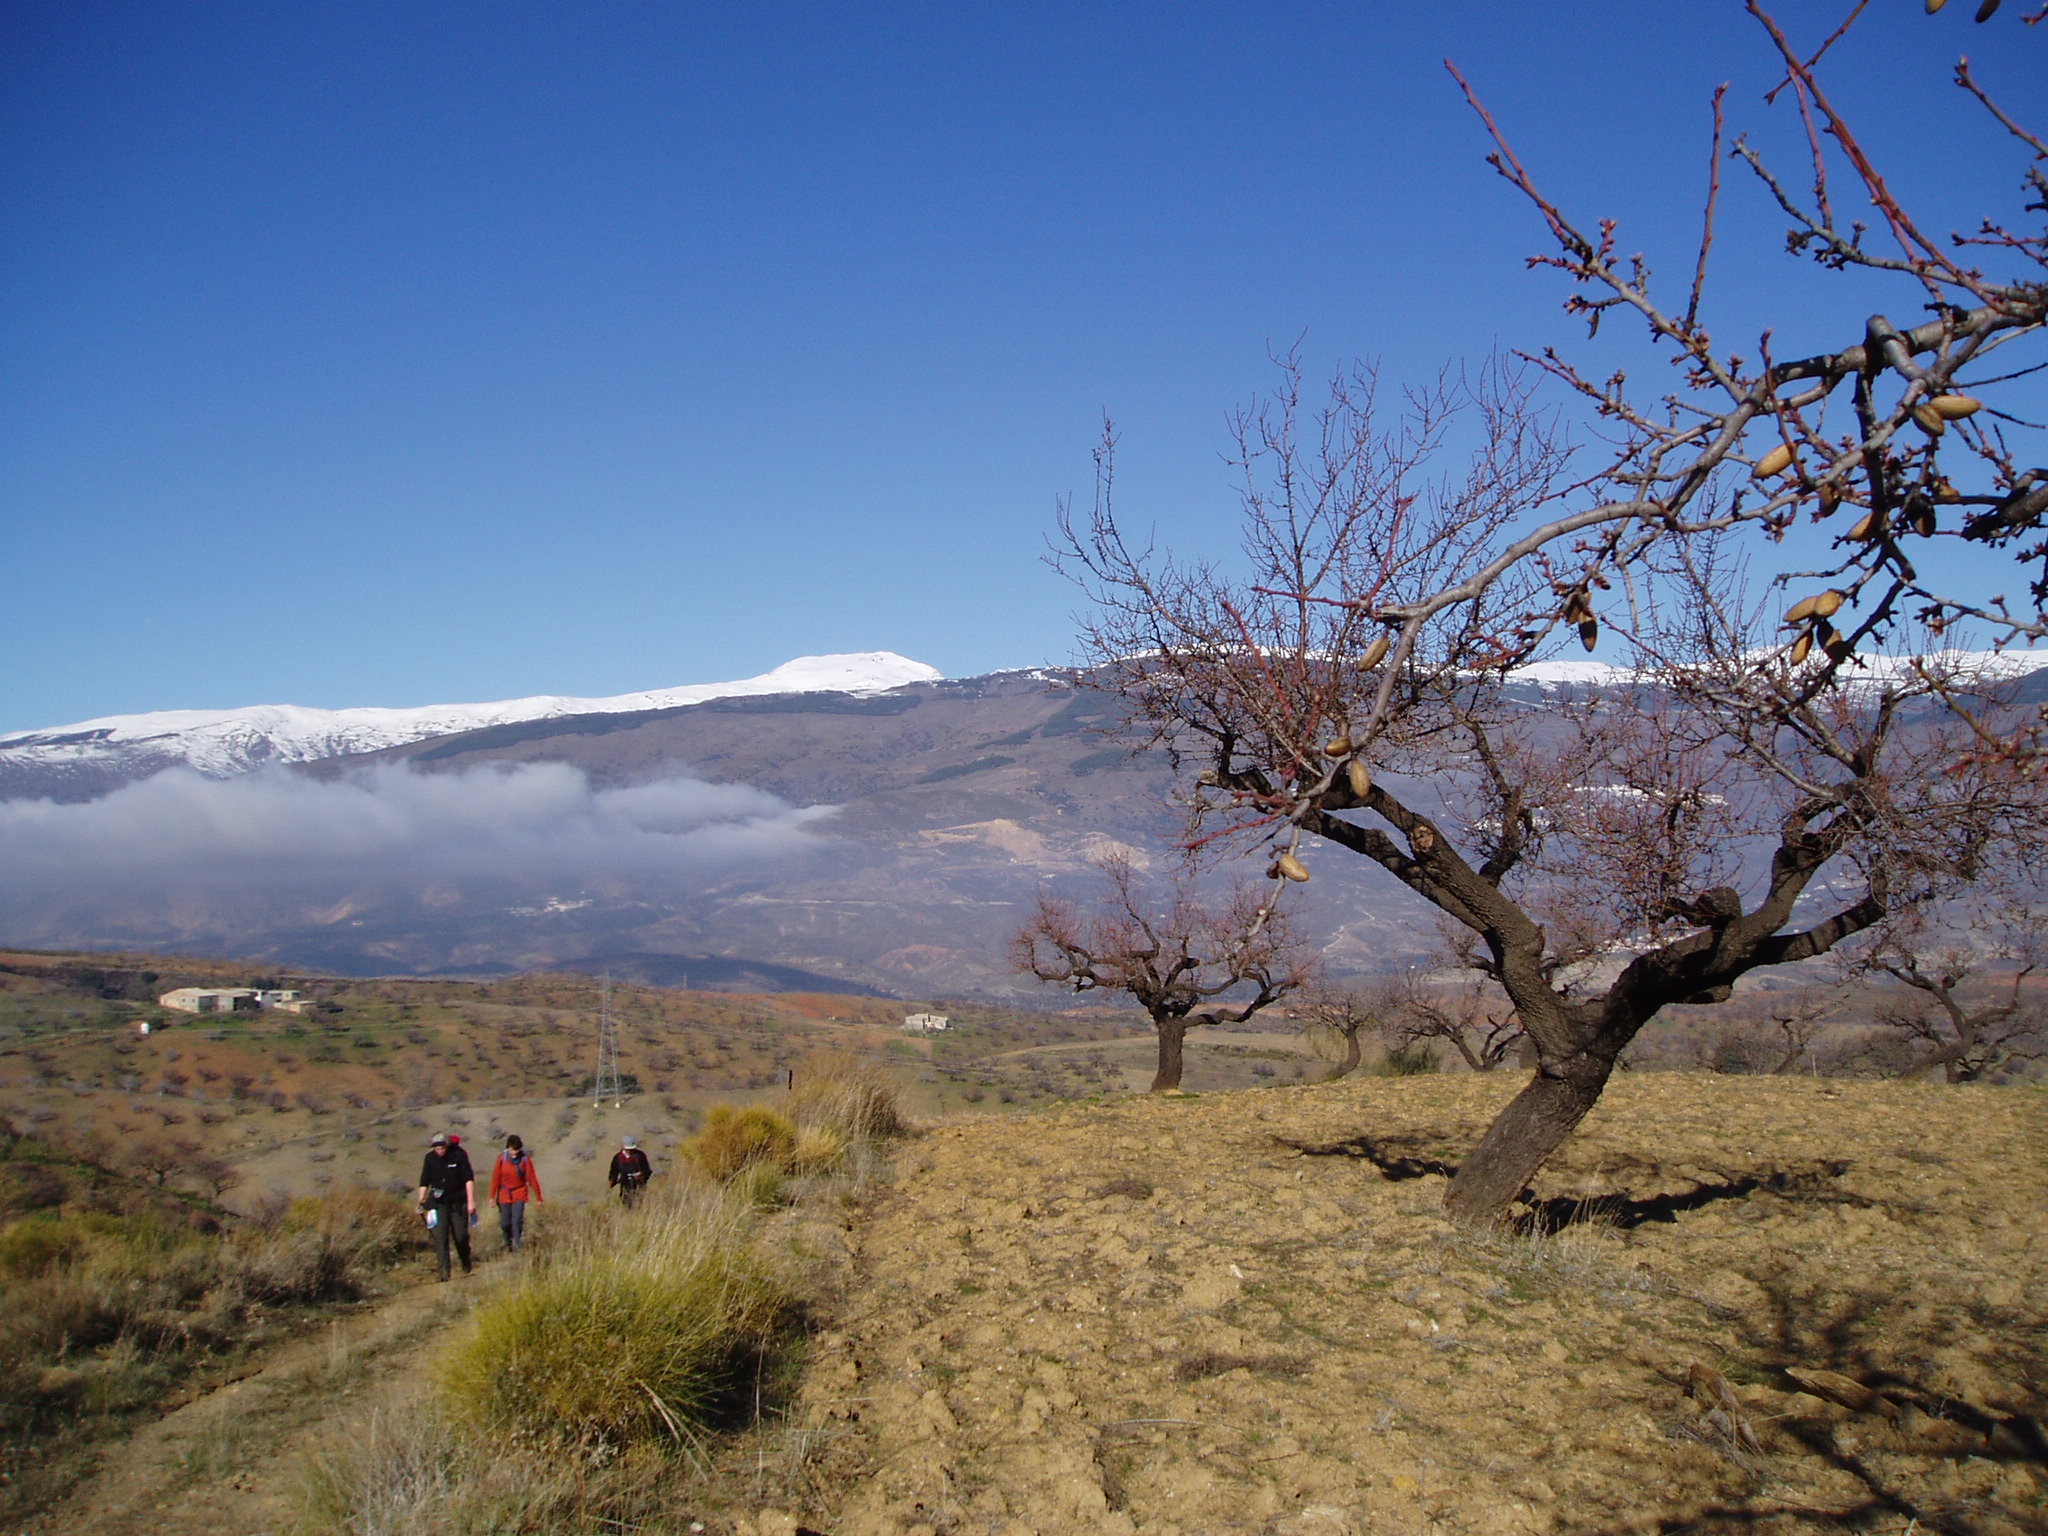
<box><xmin>795</xmin><ymin>1074</ymin><xmax>2048</xmax><ymax>1536</ymax></box>
<box><xmin>35</xmin><ymin>1257</ymin><xmax>508</xmax><ymax>1536</ymax></box>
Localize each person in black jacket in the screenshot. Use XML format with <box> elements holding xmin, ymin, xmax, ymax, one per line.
<box><xmin>608</xmin><ymin>1136</ymin><xmax>653</xmax><ymax>1208</ymax></box>
<box><xmin>415</xmin><ymin>1131</ymin><xmax>476</xmax><ymax>1279</ymax></box>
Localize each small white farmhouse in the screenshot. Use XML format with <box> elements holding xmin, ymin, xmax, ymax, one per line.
<box><xmin>902</xmin><ymin>1012</ymin><xmax>951</xmax><ymax>1034</ymax></box>
<box><xmin>158</xmin><ymin>987</ymin><xmax>259</xmax><ymax>1015</ymax></box>
<box><xmin>157</xmin><ymin>987</ymin><xmax>303</xmax><ymax>1015</ymax></box>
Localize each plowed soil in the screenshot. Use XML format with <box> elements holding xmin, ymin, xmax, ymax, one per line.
<box><xmin>782</xmin><ymin>1073</ymin><xmax>2047</xmax><ymax>1536</ymax></box>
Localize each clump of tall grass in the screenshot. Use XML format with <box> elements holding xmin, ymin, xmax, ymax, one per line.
<box><xmin>1373</xmin><ymin>1040</ymin><xmax>1440</xmax><ymax>1077</ymax></box>
<box><xmin>0</xmin><ymin>1188</ymin><xmax>420</xmax><ymax>1437</ymax></box>
<box><xmin>683</xmin><ymin>1054</ymin><xmax>908</xmax><ymax>1191</ymax></box>
<box><xmin>787</xmin><ymin>1050</ymin><xmax>906</xmax><ymax>1142</ymax></box>
<box><xmin>437</xmin><ymin>1181</ymin><xmax>790</xmax><ymax>1450</ymax></box>
<box><xmin>685</xmin><ymin>1104</ymin><xmax>798</xmax><ymax>1182</ymax></box>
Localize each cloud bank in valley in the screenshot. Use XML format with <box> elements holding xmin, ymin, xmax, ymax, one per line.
<box><xmin>0</xmin><ymin>762</ymin><xmax>837</xmax><ymax>940</ymax></box>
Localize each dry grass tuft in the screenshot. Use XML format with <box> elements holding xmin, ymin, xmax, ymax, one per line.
<box><xmin>791</xmin><ymin>1124</ymin><xmax>847</xmax><ymax>1175</ymax></box>
<box><xmin>685</xmin><ymin>1104</ymin><xmax>798</xmax><ymax>1183</ymax></box>
<box><xmin>297</xmin><ymin>1405</ymin><xmax>690</xmax><ymax>1536</ymax></box>
<box><xmin>435</xmin><ymin>1182</ymin><xmax>790</xmax><ymax>1450</ymax></box>
<box><xmin>787</xmin><ymin>1050</ymin><xmax>907</xmax><ymax>1142</ymax></box>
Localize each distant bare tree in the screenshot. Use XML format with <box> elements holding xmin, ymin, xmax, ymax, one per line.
<box><xmin>193</xmin><ymin>1153</ymin><xmax>243</xmax><ymax>1201</ymax></box>
<box><xmin>1690</xmin><ymin>989</ymin><xmax>1831</xmax><ymax>1076</ymax></box>
<box><xmin>1764</xmin><ymin>992</ymin><xmax>1832</xmax><ymax>1077</ymax></box>
<box><xmin>1013</xmin><ymin>857</ymin><xmax>1315</xmax><ymax>1093</ymax></box>
<box><xmin>1387</xmin><ymin>975</ymin><xmax>1525</xmax><ymax>1074</ymax></box>
<box><xmin>1849</xmin><ymin>897</ymin><xmax>2048</xmax><ymax>1083</ymax></box>
<box><xmin>132</xmin><ymin>1136</ymin><xmax>203</xmax><ymax>1189</ymax></box>
<box><xmin>1297</xmin><ymin>981</ymin><xmax>1400</xmax><ymax>1081</ymax></box>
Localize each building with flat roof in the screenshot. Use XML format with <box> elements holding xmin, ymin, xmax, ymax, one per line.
<box><xmin>158</xmin><ymin>987</ymin><xmax>303</xmax><ymax>1015</ymax></box>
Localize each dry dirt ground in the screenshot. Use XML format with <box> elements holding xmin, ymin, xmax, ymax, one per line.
<box><xmin>785</xmin><ymin>1073</ymin><xmax>2047</xmax><ymax>1536</ymax></box>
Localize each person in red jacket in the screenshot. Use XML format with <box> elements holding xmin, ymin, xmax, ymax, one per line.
<box><xmin>488</xmin><ymin>1133</ymin><xmax>544</xmax><ymax>1252</ymax></box>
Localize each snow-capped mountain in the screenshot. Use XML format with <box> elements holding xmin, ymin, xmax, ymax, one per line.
<box><xmin>0</xmin><ymin>652</ymin><xmax>943</xmax><ymax>799</ymax></box>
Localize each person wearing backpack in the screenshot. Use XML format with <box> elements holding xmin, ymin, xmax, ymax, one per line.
<box><xmin>414</xmin><ymin>1131</ymin><xmax>476</xmax><ymax>1280</ymax></box>
<box><xmin>489</xmin><ymin>1133</ymin><xmax>544</xmax><ymax>1253</ymax></box>
<box><xmin>608</xmin><ymin>1136</ymin><xmax>653</xmax><ymax>1208</ymax></box>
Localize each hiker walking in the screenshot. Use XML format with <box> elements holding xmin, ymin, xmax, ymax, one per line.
<box><xmin>415</xmin><ymin>1131</ymin><xmax>476</xmax><ymax>1280</ymax></box>
<box><xmin>608</xmin><ymin>1135</ymin><xmax>652</xmax><ymax>1208</ymax></box>
<box><xmin>489</xmin><ymin>1133</ymin><xmax>543</xmax><ymax>1253</ymax></box>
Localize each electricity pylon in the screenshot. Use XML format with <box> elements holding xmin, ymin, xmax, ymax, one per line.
<box><xmin>593</xmin><ymin>975</ymin><xmax>622</xmax><ymax>1108</ymax></box>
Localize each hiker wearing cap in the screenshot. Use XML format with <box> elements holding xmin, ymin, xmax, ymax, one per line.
<box><xmin>607</xmin><ymin>1136</ymin><xmax>653</xmax><ymax>1208</ymax></box>
<box><xmin>415</xmin><ymin>1132</ymin><xmax>477</xmax><ymax>1280</ymax></box>
<box><xmin>489</xmin><ymin>1133</ymin><xmax>543</xmax><ymax>1253</ymax></box>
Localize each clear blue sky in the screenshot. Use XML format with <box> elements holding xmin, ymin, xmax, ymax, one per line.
<box><xmin>2</xmin><ymin>2</ymin><xmax>2040</xmax><ymax>733</ymax></box>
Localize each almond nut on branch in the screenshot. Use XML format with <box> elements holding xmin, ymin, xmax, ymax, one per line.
<box><xmin>1753</xmin><ymin>443</ymin><xmax>1797</xmax><ymax>480</ymax></box>
<box><xmin>1783</xmin><ymin>589</ymin><xmax>1845</xmax><ymax>626</ymax></box>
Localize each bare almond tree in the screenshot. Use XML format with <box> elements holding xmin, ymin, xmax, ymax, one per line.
<box><xmin>1848</xmin><ymin>896</ymin><xmax>2047</xmax><ymax>1083</ymax></box>
<box><xmin>1063</xmin><ymin>374</ymin><xmax>2048</xmax><ymax>1222</ymax></box>
<box><xmin>1763</xmin><ymin>991</ymin><xmax>1832</xmax><ymax>1077</ymax></box>
<box><xmin>1297</xmin><ymin>980</ymin><xmax>1401</xmax><ymax>1081</ymax></box>
<box><xmin>1387</xmin><ymin>974</ymin><xmax>1526</xmax><ymax>1074</ymax></box>
<box><xmin>1056</xmin><ymin>7</ymin><xmax>2048</xmax><ymax>1223</ymax></box>
<box><xmin>1435</xmin><ymin>6</ymin><xmax>2048</xmax><ymax>691</ymax></box>
<box><xmin>1013</xmin><ymin>857</ymin><xmax>1314</xmax><ymax>1093</ymax></box>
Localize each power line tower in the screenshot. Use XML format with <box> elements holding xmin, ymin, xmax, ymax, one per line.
<box><xmin>593</xmin><ymin>975</ymin><xmax>623</xmax><ymax>1108</ymax></box>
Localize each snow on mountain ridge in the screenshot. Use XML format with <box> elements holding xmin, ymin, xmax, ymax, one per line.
<box><xmin>1506</xmin><ymin>648</ymin><xmax>2046</xmax><ymax>690</ymax></box>
<box><xmin>0</xmin><ymin>652</ymin><xmax>944</xmax><ymax>780</ymax></box>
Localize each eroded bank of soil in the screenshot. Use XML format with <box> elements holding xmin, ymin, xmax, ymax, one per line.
<box><xmin>793</xmin><ymin>1075</ymin><xmax>2047</xmax><ymax>1536</ymax></box>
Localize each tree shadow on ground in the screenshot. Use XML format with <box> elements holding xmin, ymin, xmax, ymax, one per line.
<box><xmin>1582</xmin><ymin>1268</ymin><xmax>2048</xmax><ymax>1535</ymax></box>
<box><xmin>1275</xmin><ymin>1133</ymin><xmax>1860</xmax><ymax>1233</ymax></box>
<box><xmin>1541</xmin><ymin>1256</ymin><xmax>2046</xmax><ymax>1536</ymax></box>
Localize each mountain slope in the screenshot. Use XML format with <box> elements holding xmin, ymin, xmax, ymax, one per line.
<box><xmin>6</xmin><ymin>650</ymin><xmax>2045</xmax><ymax>995</ymax></box>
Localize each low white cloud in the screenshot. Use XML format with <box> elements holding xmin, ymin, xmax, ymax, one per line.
<box><xmin>0</xmin><ymin>762</ymin><xmax>835</xmax><ymax>932</ymax></box>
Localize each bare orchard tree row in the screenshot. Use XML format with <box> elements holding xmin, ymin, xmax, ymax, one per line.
<box><xmin>1302</xmin><ymin>933</ymin><xmax>2045</xmax><ymax>1087</ymax></box>
<box><xmin>1052</xmin><ymin>6</ymin><xmax>2048</xmax><ymax>1224</ymax></box>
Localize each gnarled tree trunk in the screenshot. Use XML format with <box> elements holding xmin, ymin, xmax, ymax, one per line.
<box><xmin>1151</xmin><ymin>1016</ymin><xmax>1189</xmax><ymax>1092</ymax></box>
<box><xmin>1324</xmin><ymin>1028</ymin><xmax>1362</xmax><ymax>1082</ymax></box>
<box><xmin>1441</xmin><ymin>1048</ymin><xmax>1618</xmax><ymax>1221</ymax></box>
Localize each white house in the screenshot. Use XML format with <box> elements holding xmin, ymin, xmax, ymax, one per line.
<box><xmin>902</xmin><ymin>1012</ymin><xmax>951</xmax><ymax>1034</ymax></box>
<box><xmin>157</xmin><ymin>987</ymin><xmax>303</xmax><ymax>1015</ymax></box>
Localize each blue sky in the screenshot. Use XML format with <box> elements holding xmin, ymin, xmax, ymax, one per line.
<box><xmin>2</xmin><ymin>2</ymin><xmax>2041</xmax><ymax>733</ymax></box>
